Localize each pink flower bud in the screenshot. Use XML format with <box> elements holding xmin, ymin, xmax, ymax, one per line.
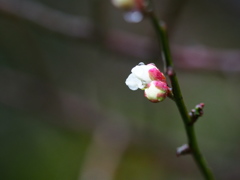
<box><xmin>144</xmin><ymin>81</ymin><xmax>169</xmax><ymax>102</ymax></box>
<box><xmin>147</xmin><ymin>63</ymin><xmax>166</xmax><ymax>82</ymax></box>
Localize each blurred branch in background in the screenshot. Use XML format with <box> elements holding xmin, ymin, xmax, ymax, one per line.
<box><xmin>108</xmin><ymin>31</ymin><xmax>240</xmax><ymax>73</ymax></box>
<box><xmin>79</xmin><ymin>119</ymin><xmax>130</xmax><ymax>180</ymax></box>
<box><xmin>0</xmin><ymin>0</ymin><xmax>240</xmax><ymax>74</ymax></box>
<box><xmin>173</xmin><ymin>46</ymin><xmax>240</xmax><ymax>73</ymax></box>
<box><xmin>0</xmin><ymin>0</ymin><xmax>93</xmax><ymax>39</ymax></box>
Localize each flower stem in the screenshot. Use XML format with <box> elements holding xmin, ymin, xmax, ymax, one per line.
<box><xmin>146</xmin><ymin>10</ymin><xmax>215</xmax><ymax>180</ymax></box>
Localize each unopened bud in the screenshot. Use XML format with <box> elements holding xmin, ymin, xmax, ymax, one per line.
<box><xmin>111</xmin><ymin>0</ymin><xmax>135</xmax><ymax>10</ymax></box>
<box><xmin>144</xmin><ymin>81</ymin><xmax>168</xmax><ymax>103</ymax></box>
<box><xmin>148</xmin><ymin>64</ymin><xmax>166</xmax><ymax>82</ymax></box>
<box><xmin>189</xmin><ymin>102</ymin><xmax>205</xmax><ymax>125</ymax></box>
<box><xmin>112</xmin><ymin>0</ymin><xmax>146</xmax><ymax>12</ymax></box>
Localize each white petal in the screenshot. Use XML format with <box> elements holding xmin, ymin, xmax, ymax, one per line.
<box><xmin>131</xmin><ymin>64</ymin><xmax>152</xmax><ymax>83</ymax></box>
<box><xmin>125</xmin><ymin>73</ymin><xmax>141</xmax><ymax>90</ymax></box>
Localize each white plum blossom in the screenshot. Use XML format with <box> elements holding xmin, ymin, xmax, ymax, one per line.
<box><xmin>112</xmin><ymin>0</ymin><xmax>145</xmax><ymax>23</ymax></box>
<box><xmin>125</xmin><ymin>62</ymin><xmax>169</xmax><ymax>102</ymax></box>
<box><xmin>125</xmin><ymin>62</ymin><xmax>166</xmax><ymax>90</ymax></box>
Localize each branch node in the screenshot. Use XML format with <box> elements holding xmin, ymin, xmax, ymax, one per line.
<box><xmin>167</xmin><ymin>87</ymin><xmax>175</xmax><ymax>101</ymax></box>
<box><xmin>189</xmin><ymin>103</ymin><xmax>205</xmax><ymax>125</ymax></box>
<box><xmin>176</xmin><ymin>144</ymin><xmax>191</xmax><ymax>157</ymax></box>
<box><xmin>166</xmin><ymin>66</ymin><xmax>175</xmax><ymax>77</ymax></box>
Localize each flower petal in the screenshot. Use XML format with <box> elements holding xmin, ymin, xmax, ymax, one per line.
<box><xmin>131</xmin><ymin>63</ymin><xmax>152</xmax><ymax>83</ymax></box>
<box><xmin>125</xmin><ymin>73</ymin><xmax>141</xmax><ymax>90</ymax></box>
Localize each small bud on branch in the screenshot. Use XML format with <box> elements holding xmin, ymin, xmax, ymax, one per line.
<box><xmin>176</xmin><ymin>144</ymin><xmax>191</xmax><ymax>157</ymax></box>
<box><xmin>189</xmin><ymin>103</ymin><xmax>205</xmax><ymax>125</ymax></box>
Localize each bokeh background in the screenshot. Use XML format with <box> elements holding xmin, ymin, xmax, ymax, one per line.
<box><xmin>0</xmin><ymin>0</ymin><xmax>240</xmax><ymax>179</ymax></box>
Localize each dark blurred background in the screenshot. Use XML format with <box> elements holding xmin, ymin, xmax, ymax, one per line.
<box><xmin>0</xmin><ymin>0</ymin><xmax>240</xmax><ymax>179</ymax></box>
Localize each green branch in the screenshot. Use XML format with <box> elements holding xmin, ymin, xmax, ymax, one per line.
<box><xmin>146</xmin><ymin>10</ymin><xmax>215</xmax><ymax>180</ymax></box>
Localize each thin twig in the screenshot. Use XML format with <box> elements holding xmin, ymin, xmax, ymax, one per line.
<box><xmin>146</xmin><ymin>8</ymin><xmax>215</xmax><ymax>180</ymax></box>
